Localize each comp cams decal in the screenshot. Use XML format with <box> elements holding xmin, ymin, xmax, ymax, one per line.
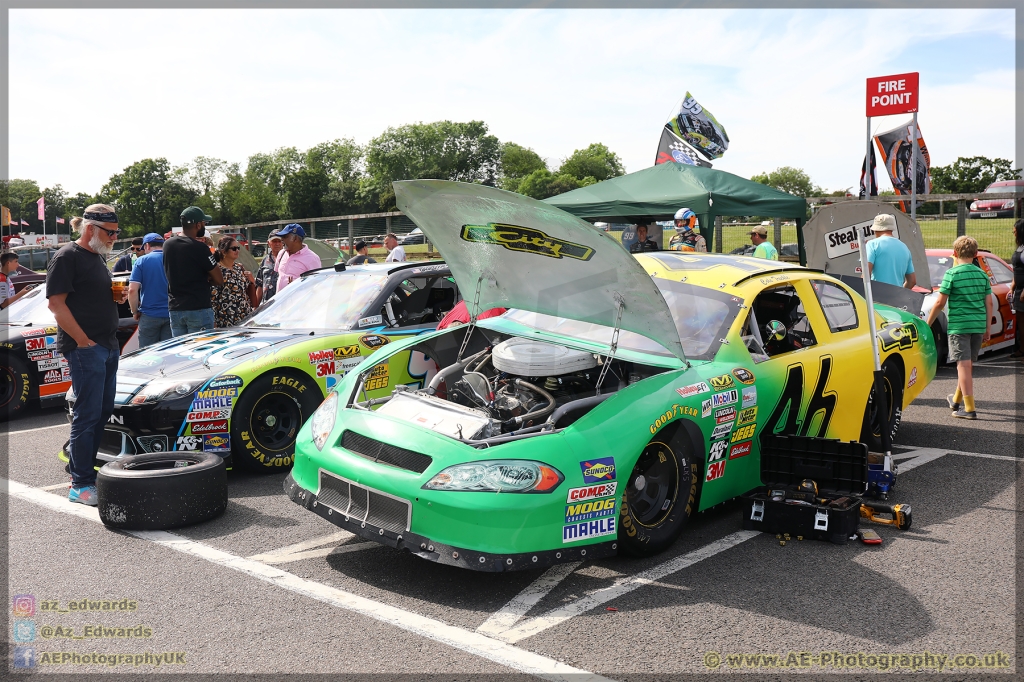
<box><xmin>566</xmin><ymin>482</ymin><xmax>617</xmax><ymax>503</ymax></box>
<box><xmin>187</xmin><ymin>409</ymin><xmax>229</xmax><ymax>421</ymax></box>
<box><xmin>675</xmin><ymin>381</ymin><xmax>710</xmax><ymax>398</ymax></box>
<box><xmin>579</xmin><ymin>457</ymin><xmax>615</xmax><ymax>484</ymax></box>
<box><xmin>460</xmin><ymin>223</ymin><xmax>595</xmax><ymax>262</ymax></box>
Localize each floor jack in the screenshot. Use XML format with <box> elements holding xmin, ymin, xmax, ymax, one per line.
<box><xmin>866</xmin><ymin>452</ymin><xmax>897</xmax><ymax>500</ymax></box>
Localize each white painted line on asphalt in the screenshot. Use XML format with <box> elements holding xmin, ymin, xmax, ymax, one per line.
<box><xmin>248</xmin><ymin>530</ymin><xmax>354</xmax><ymax>560</ymax></box>
<box><xmin>4</xmin><ymin>479</ymin><xmax>610</xmax><ymax>682</ymax></box>
<box><xmin>250</xmin><ymin>542</ymin><xmax>378</xmax><ymax>564</ymax></box>
<box><xmin>477</xmin><ymin>561</ymin><xmax>582</xmax><ymax>636</ymax></box>
<box><xmin>496</xmin><ymin>531</ymin><xmax>759</xmax><ymax>644</ymax></box>
<box><xmin>5</xmin><ymin>423</ymin><xmax>69</xmax><ymax>436</ymax></box>
<box><xmin>894</xmin><ymin>448</ymin><xmax>948</xmax><ymax>473</ymax></box>
<box><xmin>950</xmin><ymin>451</ymin><xmax>1019</xmax><ymax>462</ymax></box>
<box><xmin>39</xmin><ymin>482</ymin><xmax>71</xmax><ymax>491</ymax></box>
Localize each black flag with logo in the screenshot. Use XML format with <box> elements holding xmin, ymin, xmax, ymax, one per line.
<box><xmin>859</xmin><ymin>145</ymin><xmax>878</xmax><ymax>199</ymax></box>
<box><xmin>655</xmin><ymin>127</ymin><xmax>712</xmax><ymax>168</ymax></box>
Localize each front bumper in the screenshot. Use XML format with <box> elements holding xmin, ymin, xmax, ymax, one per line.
<box><xmin>284</xmin><ymin>473</ymin><xmax>617</xmax><ymax>572</ymax></box>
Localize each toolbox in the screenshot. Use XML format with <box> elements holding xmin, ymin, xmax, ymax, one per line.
<box><xmin>741</xmin><ymin>434</ymin><xmax>868</xmax><ymax>544</ymax></box>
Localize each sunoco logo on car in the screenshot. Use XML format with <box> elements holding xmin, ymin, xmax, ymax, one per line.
<box><xmin>460</xmin><ymin>223</ymin><xmax>595</xmax><ymax>261</ymax></box>
<box><xmin>579</xmin><ymin>457</ymin><xmax>615</xmax><ymax>483</ymax></box>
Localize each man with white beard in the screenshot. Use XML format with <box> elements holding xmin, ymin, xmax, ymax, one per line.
<box><xmin>46</xmin><ymin>204</ymin><xmax>126</xmax><ymax>506</ymax></box>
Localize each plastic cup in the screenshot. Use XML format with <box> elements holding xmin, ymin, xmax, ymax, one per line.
<box><xmin>111</xmin><ymin>277</ymin><xmax>129</xmax><ymax>301</ymax></box>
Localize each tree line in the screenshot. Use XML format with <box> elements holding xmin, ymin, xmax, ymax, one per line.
<box><xmin>0</xmin><ymin>121</ymin><xmax>625</xmax><ymax>238</ymax></box>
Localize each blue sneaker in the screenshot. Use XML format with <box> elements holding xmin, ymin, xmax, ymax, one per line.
<box><xmin>68</xmin><ymin>485</ymin><xmax>98</xmax><ymax>506</ymax></box>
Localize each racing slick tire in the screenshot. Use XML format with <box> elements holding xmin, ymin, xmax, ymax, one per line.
<box><xmin>860</xmin><ymin>361</ymin><xmax>904</xmax><ymax>452</ymax></box>
<box><xmin>230</xmin><ymin>370</ymin><xmax>323</xmax><ymax>473</ymax></box>
<box><xmin>618</xmin><ymin>434</ymin><xmax>699</xmax><ymax>557</ymax></box>
<box><xmin>97</xmin><ymin>452</ymin><xmax>227</xmax><ymax>530</ymax></box>
<box><xmin>0</xmin><ymin>355</ymin><xmax>31</xmax><ymax>420</ymax></box>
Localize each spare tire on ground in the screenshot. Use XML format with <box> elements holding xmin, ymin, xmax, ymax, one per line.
<box><xmin>97</xmin><ymin>452</ymin><xmax>228</xmax><ymax>530</ymax></box>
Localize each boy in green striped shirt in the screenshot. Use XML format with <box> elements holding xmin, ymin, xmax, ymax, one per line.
<box><xmin>925</xmin><ymin>236</ymin><xmax>992</xmax><ymax>419</ymax></box>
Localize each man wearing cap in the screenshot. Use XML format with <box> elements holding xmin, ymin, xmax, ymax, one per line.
<box><xmin>749</xmin><ymin>226</ymin><xmax>779</xmax><ymax>260</ymax></box>
<box><xmin>163</xmin><ymin>206</ymin><xmax>224</xmax><ymax>336</ymax></box>
<box><xmin>346</xmin><ymin>241</ymin><xmax>377</xmax><ymax>266</ymax></box>
<box><xmin>668</xmin><ymin>208</ymin><xmax>707</xmax><ymax>252</ymax></box>
<box><xmin>628</xmin><ymin>222</ymin><xmax>660</xmax><ymax>254</ymax></box>
<box><xmin>273</xmin><ymin>223</ymin><xmax>321</xmax><ymax>292</ymax></box>
<box><xmin>128</xmin><ymin>233</ymin><xmax>171</xmax><ymax>347</ymax></box>
<box><xmin>865</xmin><ymin>213</ymin><xmax>916</xmax><ymax>289</ymax></box>
<box><xmin>255</xmin><ymin>234</ymin><xmax>284</xmax><ymax>304</ymax></box>
<box><xmin>113</xmin><ymin>236</ymin><xmax>143</xmax><ymax>273</ymax></box>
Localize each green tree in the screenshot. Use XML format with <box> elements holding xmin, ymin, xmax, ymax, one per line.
<box><xmin>225</xmin><ymin>147</ymin><xmax>299</xmax><ymax>223</ymax></box>
<box><xmin>364</xmin><ymin>120</ymin><xmax>501</xmax><ymax>210</ymax></box>
<box><xmin>751</xmin><ymin>166</ymin><xmax>822</xmax><ymax>197</ymax></box>
<box><xmin>930</xmin><ymin>156</ymin><xmax>1021</xmax><ymax>194</ymax></box>
<box><xmin>557</xmin><ymin>143</ymin><xmax>624</xmax><ymax>183</ymax></box>
<box><xmin>3</xmin><ymin>178</ymin><xmax>42</xmax><ymax>228</ymax></box>
<box><xmin>499</xmin><ymin>142</ymin><xmax>547</xmax><ymax>191</ymax></box>
<box><xmin>516</xmin><ymin>169</ymin><xmax>582</xmax><ymax>200</ymax></box>
<box><xmin>102</xmin><ymin>158</ymin><xmax>196</xmax><ymax>236</ymax></box>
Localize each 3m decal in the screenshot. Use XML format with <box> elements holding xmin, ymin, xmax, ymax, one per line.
<box><xmin>761</xmin><ymin>356</ymin><xmax>837</xmax><ymax>445</ymax></box>
<box><xmin>579</xmin><ymin>457</ymin><xmax>616</xmax><ymax>483</ymax></box>
<box><xmin>562</xmin><ymin>516</ymin><xmax>616</xmax><ymax>543</ymax></box>
<box><xmin>708</xmin><ymin>373</ymin><xmax>735</xmax><ymax>390</ymax></box>
<box><xmin>710</xmin><ymin>423</ymin><xmax>732</xmax><ymax>440</ymax></box>
<box><xmin>705</xmin><ymin>460</ymin><xmax>726</xmax><ymax>482</ymax></box>
<box><xmin>708</xmin><ymin>440</ymin><xmax>728</xmax><ymax>462</ymax></box>
<box><xmin>877</xmin><ymin>322</ymin><xmax>919</xmax><ymax>352</ymax></box>
<box><xmin>566</xmin><ymin>482</ymin><xmax>617</xmax><ymax>503</ymax></box>
<box><xmin>714</xmin><ymin>407</ymin><xmax>735</xmax><ymax>425</ymax></box>
<box><xmin>675</xmin><ymin>381</ymin><xmax>710</xmax><ymax>398</ymax></box>
<box><xmin>741</xmin><ymin>386</ymin><xmax>757</xmax><ymax>408</ymax></box>
<box><xmin>564</xmin><ymin>497</ymin><xmax>617</xmax><ymax>524</ymax></box>
<box><xmin>358</xmin><ymin>315</ymin><xmax>383</xmax><ymax>327</ymax></box>
<box><xmin>315</xmin><ymin>361</ymin><xmax>336</xmax><ymax>378</ymax></box>
<box><xmin>649</xmin><ymin>403</ymin><xmax>700</xmax><ymax>433</ymax></box>
<box><xmin>729</xmin><ymin>441</ymin><xmax>753</xmax><ymax>459</ymax></box>
<box><xmin>334</xmin><ymin>345</ymin><xmax>360</xmax><ymax>358</ymax></box>
<box><xmin>25</xmin><ymin>337</ymin><xmax>46</xmax><ymax>351</ymax></box>
<box><xmin>190</xmin><ymin>420</ymin><xmax>228</xmax><ymax>435</ymax></box>
<box><xmin>175</xmin><ymin>436</ymin><xmax>202</xmax><ymax>451</ymax></box>
<box><xmin>364</xmin><ymin>362</ymin><xmax>390</xmax><ymax>391</ymax></box>
<box><xmin>187</xmin><ymin>409</ymin><xmax>229</xmax><ymax>421</ymax></box>
<box><xmin>461</xmin><ymin>223</ymin><xmax>595</xmax><ymax>262</ymax></box>
<box><xmin>208</xmin><ymin>375</ymin><xmax>243</xmax><ymax>389</ymax></box>
<box><xmin>731</xmin><ymin>423</ymin><xmax>756</xmax><ymax>442</ymax></box>
<box><xmin>731</xmin><ymin>368</ymin><xmax>756</xmax><ymax>385</ymax></box>
<box><xmin>701</xmin><ymin>398</ymin><xmax>713</xmax><ymax>418</ymax></box>
<box><xmin>737</xmin><ymin>407</ymin><xmax>757</xmax><ymax>425</ymax></box>
<box><xmin>203</xmin><ymin>433</ymin><xmax>231</xmax><ymax>453</ymax></box>
<box><xmin>907</xmin><ymin>366</ymin><xmax>918</xmax><ymax>388</ymax></box>
<box><xmin>711</xmin><ymin>389</ymin><xmax>738</xmax><ymax>408</ymax></box>
<box><xmin>359</xmin><ymin>334</ymin><xmax>390</xmax><ymax>350</ymax></box>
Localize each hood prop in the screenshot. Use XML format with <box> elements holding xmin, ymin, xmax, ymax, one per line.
<box><xmin>594</xmin><ymin>293</ymin><xmax>624</xmax><ymax>395</ymax></box>
<box><xmin>456</xmin><ymin>272</ymin><xmax>494</xmax><ymax>363</ymax></box>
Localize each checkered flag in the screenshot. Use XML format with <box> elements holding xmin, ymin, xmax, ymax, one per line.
<box><xmin>655</xmin><ymin>127</ymin><xmax>712</xmax><ymax>168</ymax></box>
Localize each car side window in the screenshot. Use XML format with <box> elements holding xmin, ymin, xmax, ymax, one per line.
<box><xmin>985</xmin><ymin>257</ymin><xmax>1014</xmax><ymax>284</ymax></box>
<box><xmin>382</xmin><ymin>275</ymin><xmax>460</xmax><ymax>328</ymax></box>
<box><xmin>809</xmin><ymin>280</ymin><xmax>859</xmax><ymax>332</ymax></box>
<box><xmin>741</xmin><ymin>284</ymin><xmax>818</xmax><ymax>360</ymax></box>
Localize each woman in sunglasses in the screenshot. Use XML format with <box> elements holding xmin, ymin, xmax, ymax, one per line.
<box><xmin>210</xmin><ymin>236</ymin><xmax>255</xmax><ymax>327</ymax></box>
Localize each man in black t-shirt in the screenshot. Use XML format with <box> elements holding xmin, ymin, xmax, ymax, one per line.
<box><xmin>163</xmin><ymin>206</ymin><xmax>224</xmax><ymax>336</ymax></box>
<box><xmin>46</xmin><ymin>204</ymin><xmax>126</xmax><ymax>506</ymax></box>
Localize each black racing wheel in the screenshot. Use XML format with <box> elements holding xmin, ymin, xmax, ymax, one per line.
<box><xmin>0</xmin><ymin>355</ymin><xmax>31</xmax><ymax>419</ymax></box>
<box><xmin>860</xmin><ymin>361</ymin><xmax>905</xmax><ymax>451</ymax></box>
<box><xmin>618</xmin><ymin>438</ymin><xmax>699</xmax><ymax>557</ymax></box>
<box><xmin>230</xmin><ymin>370</ymin><xmax>323</xmax><ymax>473</ymax></box>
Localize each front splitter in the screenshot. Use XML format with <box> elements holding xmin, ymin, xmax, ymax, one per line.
<box><xmin>284</xmin><ymin>473</ymin><xmax>617</xmax><ymax>572</ymax></box>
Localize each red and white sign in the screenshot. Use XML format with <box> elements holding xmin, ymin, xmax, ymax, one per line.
<box><xmin>190</xmin><ymin>420</ymin><xmax>228</xmax><ymax>435</ymax></box>
<box><xmin>866</xmin><ymin>72</ymin><xmax>919</xmax><ymax>117</ymax></box>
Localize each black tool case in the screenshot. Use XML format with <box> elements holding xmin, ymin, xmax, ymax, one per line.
<box><xmin>741</xmin><ymin>435</ymin><xmax>868</xmax><ymax>544</ymax></box>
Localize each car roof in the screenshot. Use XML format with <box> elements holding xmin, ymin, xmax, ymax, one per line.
<box><xmin>308</xmin><ymin>260</ymin><xmax>448</xmax><ymax>278</ymax></box>
<box><xmin>924</xmin><ymin>248</ymin><xmax>1005</xmax><ymax>263</ymax></box>
<box><xmin>636</xmin><ymin>252</ymin><xmax>814</xmax><ymax>288</ymax></box>
<box><xmin>988</xmin><ymin>180</ymin><xmax>1024</xmax><ymax>187</ymax></box>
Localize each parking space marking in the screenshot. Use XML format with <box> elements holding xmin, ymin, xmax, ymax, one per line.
<box><xmin>893</xmin><ymin>448</ymin><xmax>948</xmax><ymax>473</ymax></box>
<box><xmin>495</xmin><ymin>531</ymin><xmax>759</xmax><ymax>643</ymax></box>
<box><xmin>4</xmin><ymin>479</ymin><xmax>609</xmax><ymax>681</ymax></box>
<box><xmin>5</xmin><ymin>423</ymin><xmax>69</xmax><ymax>436</ymax></box>
<box><xmin>249</xmin><ymin>531</ymin><xmax>378</xmax><ymax>564</ymax></box>
<box><xmin>951</xmin><ymin>451</ymin><xmax>1018</xmax><ymax>462</ymax></box>
<box><xmin>38</xmin><ymin>482</ymin><xmax>71</xmax><ymax>491</ymax></box>
<box><xmin>477</xmin><ymin>561</ymin><xmax>582</xmax><ymax>636</ymax></box>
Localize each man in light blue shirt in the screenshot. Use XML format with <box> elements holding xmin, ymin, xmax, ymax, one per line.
<box><xmin>865</xmin><ymin>213</ymin><xmax>916</xmax><ymax>289</ymax></box>
<box><xmin>128</xmin><ymin>233</ymin><xmax>172</xmax><ymax>347</ymax></box>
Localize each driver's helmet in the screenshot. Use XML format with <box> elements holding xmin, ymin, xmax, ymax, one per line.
<box><xmin>673</xmin><ymin>208</ymin><xmax>697</xmax><ymax>233</ymax></box>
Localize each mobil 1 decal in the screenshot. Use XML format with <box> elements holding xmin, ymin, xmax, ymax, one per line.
<box><xmin>760</xmin><ymin>356</ymin><xmax>837</xmax><ymax>445</ymax></box>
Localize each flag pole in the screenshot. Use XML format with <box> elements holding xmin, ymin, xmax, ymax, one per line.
<box><xmin>865</xmin><ymin>117</ymin><xmax>872</xmax><ymax>199</ymax></box>
<box><xmin>910</xmin><ymin>113</ymin><xmax>918</xmax><ymax>222</ymax></box>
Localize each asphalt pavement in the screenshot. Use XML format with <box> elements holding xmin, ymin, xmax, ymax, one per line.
<box><xmin>3</xmin><ymin>353</ymin><xmax>1019</xmax><ymax>677</ymax></box>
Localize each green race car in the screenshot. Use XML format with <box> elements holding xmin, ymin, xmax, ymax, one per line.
<box><xmin>61</xmin><ymin>261</ymin><xmax>461</xmax><ymax>472</ymax></box>
<box><xmin>286</xmin><ymin>181</ymin><xmax>935</xmax><ymax>570</ymax></box>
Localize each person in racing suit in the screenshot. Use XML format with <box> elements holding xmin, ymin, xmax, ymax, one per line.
<box><xmin>668</xmin><ymin>208</ymin><xmax>707</xmax><ymax>252</ymax></box>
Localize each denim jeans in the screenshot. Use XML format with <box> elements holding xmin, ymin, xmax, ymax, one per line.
<box><xmin>137</xmin><ymin>313</ymin><xmax>172</xmax><ymax>348</ymax></box>
<box><xmin>169</xmin><ymin>308</ymin><xmax>215</xmax><ymax>337</ymax></box>
<box><xmin>66</xmin><ymin>344</ymin><xmax>118</xmax><ymax>487</ymax></box>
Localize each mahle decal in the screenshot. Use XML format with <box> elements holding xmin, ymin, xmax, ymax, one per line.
<box><xmin>460</xmin><ymin>223</ymin><xmax>595</xmax><ymax>261</ymax></box>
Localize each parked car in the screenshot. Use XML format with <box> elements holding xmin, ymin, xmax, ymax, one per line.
<box><xmin>9</xmin><ymin>244</ymin><xmax>61</xmax><ymax>271</ymax></box>
<box><xmin>400</xmin><ymin>228</ymin><xmax>426</xmax><ymax>245</ymax></box>
<box><xmin>920</xmin><ymin>248</ymin><xmax>1017</xmax><ymax>363</ymax></box>
<box><xmin>969</xmin><ymin>180</ymin><xmax>1024</xmax><ymax>219</ymax></box>
<box><xmin>729</xmin><ymin>243</ymin><xmax>800</xmax><ymax>261</ymax></box>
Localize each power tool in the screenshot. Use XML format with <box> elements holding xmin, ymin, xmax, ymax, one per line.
<box><xmin>859</xmin><ymin>501</ymin><xmax>912</xmax><ymax>531</ymax></box>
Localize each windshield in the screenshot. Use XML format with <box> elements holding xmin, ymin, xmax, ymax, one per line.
<box><xmin>503</xmin><ymin>278</ymin><xmax>741</xmax><ymax>361</ymax></box>
<box><xmin>244</xmin><ymin>271</ymin><xmax>386</xmax><ymax>330</ymax></box>
<box><xmin>2</xmin><ymin>286</ymin><xmax>55</xmax><ymax>325</ymax></box>
<box><xmin>927</xmin><ymin>255</ymin><xmax>954</xmax><ymax>286</ymax></box>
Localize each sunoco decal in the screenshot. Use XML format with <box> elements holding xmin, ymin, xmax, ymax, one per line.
<box><xmin>566</xmin><ymin>482</ymin><xmax>617</xmax><ymax>503</ymax></box>
<box><xmin>562</xmin><ymin>517</ymin><xmax>616</xmax><ymax>543</ymax></box>
<box><xmin>203</xmin><ymin>433</ymin><xmax>231</xmax><ymax>453</ymax></box>
<box><xmin>564</xmin><ymin>497</ymin><xmax>616</xmax><ymax>524</ymax></box>
<box><xmin>461</xmin><ymin>223</ymin><xmax>595</xmax><ymax>262</ymax></box>
<box><xmin>579</xmin><ymin>457</ymin><xmax>615</xmax><ymax>483</ymax></box>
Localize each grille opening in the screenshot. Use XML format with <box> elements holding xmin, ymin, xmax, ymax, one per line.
<box><xmin>317</xmin><ymin>471</ymin><xmax>410</xmax><ymax>534</ymax></box>
<box><xmin>340</xmin><ymin>431</ymin><xmax>432</xmax><ymax>474</ymax></box>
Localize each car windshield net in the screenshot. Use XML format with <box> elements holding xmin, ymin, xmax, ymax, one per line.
<box><xmin>502</xmin><ymin>278</ymin><xmax>742</xmax><ymax>360</ymax></box>
<box><xmin>3</xmin><ymin>286</ymin><xmax>55</xmax><ymax>325</ymax></box>
<box><xmin>244</xmin><ymin>271</ymin><xmax>386</xmax><ymax>330</ymax></box>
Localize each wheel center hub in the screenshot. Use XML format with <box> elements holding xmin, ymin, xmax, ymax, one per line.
<box><xmin>634</xmin><ymin>475</ymin><xmax>646</xmax><ymax>491</ymax></box>
<box><xmin>265</xmin><ymin>414</ymin><xmax>277</xmax><ymax>428</ymax></box>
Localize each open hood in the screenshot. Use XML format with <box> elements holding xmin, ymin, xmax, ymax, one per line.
<box><xmin>395</xmin><ymin>180</ymin><xmax>686</xmax><ymax>362</ymax></box>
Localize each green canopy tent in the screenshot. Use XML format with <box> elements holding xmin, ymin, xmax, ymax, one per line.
<box><xmin>544</xmin><ymin>161</ymin><xmax>809</xmax><ymax>260</ymax></box>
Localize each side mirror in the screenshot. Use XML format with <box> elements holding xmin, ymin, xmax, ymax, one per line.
<box><xmin>765</xmin><ymin>320</ymin><xmax>787</xmax><ymax>342</ymax></box>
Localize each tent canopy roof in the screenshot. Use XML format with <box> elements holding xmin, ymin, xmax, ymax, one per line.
<box><xmin>544</xmin><ymin>161</ymin><xmax>807</xmax><ymax>222</ymax></box>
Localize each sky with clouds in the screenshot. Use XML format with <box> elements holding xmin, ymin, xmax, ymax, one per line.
<box><xmin>8</xmin><ymin>7</ymin><xmax>1016</xmax><ymax>198</ymax></box>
